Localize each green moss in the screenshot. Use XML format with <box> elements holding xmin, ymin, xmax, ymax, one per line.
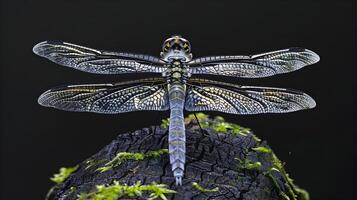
<box><xmin>265</xmin><ymin>172</ymin><xmax>290</xmax><ymax>200</ymax></box>
<box><xmin>214</xmin><ymin>116</ymin><xmax>225</xmax><ymax>122</ymax></box>
<box><xmin>77</xmin><ymin>181</ymin><xmax>175</xmax><ymax>200</ymax></box>
<box><xmin>295</xmin><ymin>188</ymin><xmax>310</xmax><ymax>200</ymax></box>
<box><xmin>252</xmin><ymin>146</ymin><xmax>272</xmax><ymax>153</ymax></box>
<box><xmin>50</xmin><ymin>165</ymin><xmax>78</xmax><ymax>184</ymax></box>
<box><xmin>214</xmin><ymin>122</ymin><xmax>249</xmax><ymax>136</ymax></box>
<box><xmin>77</xmin><ymin>193</ymin><xmax>89</xmax><ymax>200</ymax></box>
<box><xmin>97</xmin><ymin>149</ymin><xmax>169</xmax><ymax>173</ymax></box>
<box><xmin>212</xmin><ymin>122</ymin><xmax>232</xmax><ymax>133</ymax></box>
<box><xmin>270</xmin><ymin>153</ymin><xmax>284</xmax><ymax>171</ymax></box>
<box><xmin>185</xmin><ymin>113</ymin><xmax>250</xmax><ymax>136</ymax></box>
<box><xmin>186</xmin><ymin>113</ymin><xmax>211</xmax><ymax>128</ymax></box>
<box><xmin>65</xmin><ymin>187</ymin><xmax>77</xmax><ymax>198</ymax></box>
<box><xmin>85</xmin><ymin>159</ymin><xmax>107</xmax><ymax>170</ymax></box>
<box><xmin>243</xmin><ymin>160</ymin><xmax>262</xmax><ymax>171</ymax></box>
<box><xmin>192</xmin><ymin>182</ymin><xmax>219</xmax><ymax>193</ymax></box>
<box><xmin>251</xmin><ymin>134</ymin><xmax>262</xmax><ymax>142</ymax></box>
<box><xmin>210</xmin><ymin>120</ymin><xmax>250</xmax><ymax>136</ymax></box>
<box><xmin>46</xmin><ymin>166</ymin><xmax>79</xmax><ymax>199</ymax></box>
<box><xmin>262</xmin><ymin>152</ymin><xmax>310</xmax><ymax>200</ymax></box>
<box><xmin>230</xmin><ymin>124</ymin><xmax>250</xmax><ymax>136</ymax></box>
<box><xmin>279</xmin><ymin>191</ymin><xmax>291</xmax><ymax>200</ymax></box>
<box><xmin>161</xmin><ymin>118</ymin><xmax>170</xmax><ymax>128</ymax></box>
<box><xmin>145</xmin><ymin>149</ymin><xmax>170</xmax><ymax>159</ymax></box>
<box><xmin>236</xmin><ymin>158</ymin><xmax>262</xmax><ymax>171</ymax></box>
<box><xmin>187</xmin><ymin>112</ymin><xmax>209</xmax><ymax>122</ymax></box>
<box><xmin>144</xmin><ymin>182</ymin><xmax>176</xmax><ymax>200</ymax></box>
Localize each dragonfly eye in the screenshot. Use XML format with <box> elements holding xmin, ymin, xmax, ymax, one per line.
<box><xmin>163</xmin><ymin>42</ymin><xmax>171</xmax><ymax>52</ymax></box>
<box><xmin>183</xmin><ymin>43</ymin><xmax>190</xmax><ymax>52</ymax></box>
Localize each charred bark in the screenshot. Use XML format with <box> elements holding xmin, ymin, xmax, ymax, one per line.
<box><xmin>50</xmin><ymin>116</ymin><xmax>309</xmax><ymax>200</ymax></box>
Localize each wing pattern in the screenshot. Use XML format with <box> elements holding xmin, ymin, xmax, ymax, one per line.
<box><xmin>38</xmin><ymin>78</ymin><xmax>169</xmax><ymax>114</ymax></box>
<box><xmin>33</xmin><ymin>41</ymin><xmax>167</xmax><ymax>74</ymax></box>
<box><xmin>188</xmin><ymin>48</ymin><xmax>319</xmax><ymax>78</ymax></box>
<box><xmin>185</xmin><ymin>79</ymin><xmax>316</xmax><ymax>114</ymax></box>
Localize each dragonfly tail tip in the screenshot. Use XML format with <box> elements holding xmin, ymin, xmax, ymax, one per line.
<box><xmin>175</xmin><ymin>176</ymin><xmax>182</xmax><ymax>186</ymax></box>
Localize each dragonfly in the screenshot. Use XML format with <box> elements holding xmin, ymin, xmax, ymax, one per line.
<box><xmin>33</xmin><ymin>35</ymin><xmax>319</xmax><ymax>185</ymax></box>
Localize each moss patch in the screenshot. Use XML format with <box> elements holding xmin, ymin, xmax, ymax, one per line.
<box><xmin>265</xmin><ymin>153</ymin><xmax>310</xmax><ymax>200</ymax></box>
<box><xmin>252</xmin><ymin>146</ymin><xmax>272</xmax><ymax>153</ymax></box>
<box><xmin>46</xmin><ymin>166</ymin><xmax>79</xmax><ymax>200</ymax></box>
<box><xmin>77</xmin><ymin>181</ymin><xmax>175</xmax><ymax>200</ymax></box>
<box><xmin>85</xmin><ymin>159</ymin><xmax>107</xmax><ymax>170</ymax></box>
<box><xmin>185</xmin><ymin>113</ymin><xmax>251</xmax><ymax>136</ymax></box>
<box><xmin>249</xmin><ymin>147</ymin><xmax>310</xmax><ymax>200</ymax></box>
<box><xmin>161</xmin><ymin>118</ymin><xmax>170</xmax><ymax>129</ymax></box>
<box><xmin>192</xmin><ymin>182</ymin><xmax>219</xmax><ymax>193</ymax></box>
<box><xmin>97</xmin><ymin>149</ymin><xmax>169</xmax><ymax>173</ymax></box>
<box><xmin>236</xmin><ymin>158</ymin><xmax>262</xmax><ymax>171</ymax></box>
<box><xmin>51</xmin><ymin>165</ymin><xmax>78</xmax><ymax>184</ymax></box>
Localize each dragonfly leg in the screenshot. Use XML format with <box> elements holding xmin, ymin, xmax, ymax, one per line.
<box><xmin>193</xmin><ymin>113</ymin><xmax>204</xmax><ymax>134</ymax></box>
<box><xmin>153</xmin><ymin>112</ymin><xmax>161</xmax><ymax>135</ymax></box>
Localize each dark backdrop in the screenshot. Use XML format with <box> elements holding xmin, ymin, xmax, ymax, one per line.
<box><xmin>1</xmin><ymin>0</ymin><xmax>356</xmax><ymax>199</ymax></box>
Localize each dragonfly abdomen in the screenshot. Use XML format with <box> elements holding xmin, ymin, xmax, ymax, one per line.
<box><xmin>168</xmin><ymin>83</ymin><xmax>186</xmax><ymax>185</ymax></box>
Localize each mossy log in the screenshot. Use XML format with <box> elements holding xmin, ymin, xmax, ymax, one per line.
<box><xmin>50</xmin><ymin>115</ymin><xmax>309</xmax><ymax>200</ymax></box>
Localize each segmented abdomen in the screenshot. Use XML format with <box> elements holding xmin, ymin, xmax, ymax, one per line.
<box><xmin>168</xmin><ymin>83</ymin><xmax>186</xmax><ymax>185</ymax></box>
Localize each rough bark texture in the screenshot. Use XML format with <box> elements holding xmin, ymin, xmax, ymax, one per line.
<box><xmin>51</xmin><ymin>116</ymin><xmax>308</xmax><ymax>200</ymax></box>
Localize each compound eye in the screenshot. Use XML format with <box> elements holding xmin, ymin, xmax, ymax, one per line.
<box><xmin>183</xmin><ymin>43</ymin><xmax>190</xmax><ymax>52</ymax></box>
<box><xmin>164</xmin><ymin>42</ymin><xmax>170</xmax><ymax>51</ymax></box>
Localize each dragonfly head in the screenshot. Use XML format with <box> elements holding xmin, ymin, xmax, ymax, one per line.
<box><xmin>160</xmin><ymin>35</ymin><xmax>192</xmax><ymax>62</ymax></box>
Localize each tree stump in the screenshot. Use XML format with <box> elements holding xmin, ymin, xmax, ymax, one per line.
<box><xmin>50</xmin><ymin>114</ymin><xmax>309</xmax><ymax>200</ymax></box>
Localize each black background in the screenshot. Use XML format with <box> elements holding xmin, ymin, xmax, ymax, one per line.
<box><xmin>1</xmin><ymin>0</ymin><xmax>356</xmax><ymax>199</ymax></box>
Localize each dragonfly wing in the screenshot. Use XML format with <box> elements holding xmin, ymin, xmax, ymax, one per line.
<box><xmin>188</xmin><ymin>48</ymin><xmax>319</xmax><ymax>78</ymax></box>
<box><xmin>38</xmin><ymin>78</ymin><xmax>169</xmax><ymax>114</ymax></box>
<box><xmin>185</xmin><ymin>79</ymin><xmax>315</xmax><ymax>114</ymax></box>
<box><xmin>33</xmin><ymin>41</ymin><xmax>167</xmax><ymax>74</ymax></box>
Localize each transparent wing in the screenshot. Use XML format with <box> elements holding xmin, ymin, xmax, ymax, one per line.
<box><xmin>38</xmin><ymin>78</ymin><xmax>169</xmax><ymax>114</ymax></box>
<box><xmin>33</xmin><ymin>41</ymin><xmax>167</xmax><ymax>74</ymax></box>
<box><xmin>185</xmin><ymin>79</ymin><xmax>316</xmax><ymax>114</ymax></box>
<box><xmin>188</xmin><ymin>48</ymin><xmax>319</xmax><ymax>78</ymax></box>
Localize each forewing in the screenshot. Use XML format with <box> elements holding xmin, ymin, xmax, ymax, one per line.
<box><xmin>38</xmin><ymin>78</ymin><xmax>169</xmax><ymax>114</ymax></box>
<box><xmin>33</xmin><ymin>41</ymin><xmax>167</xmax><ymax>74</ymax></box>
<box><xmin>189</xmin><ymin>48</ymin><xmax>319</xmax><ymax>78</ymax></box>
<box><xmin>185</xmin><ymin>79</ymin><xmax>315</xmax><ymax>114</ymax></box>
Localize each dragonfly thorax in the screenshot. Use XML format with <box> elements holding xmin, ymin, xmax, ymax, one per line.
<box><xmin>162</xmin><ymin>60</ymin><xmax>191</xmax><ymax>84</ymax></box>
